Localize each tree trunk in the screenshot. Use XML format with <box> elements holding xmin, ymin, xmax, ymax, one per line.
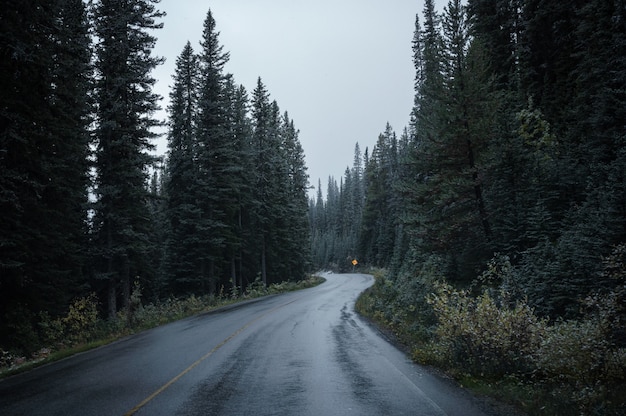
<box><xmin>106</xmin><ymin>220</ymin><xmax>116</xmax><ymax>317</ymax></box>
<box><xmin>208</xmin><ymin>259</ymin><xmax>216</xmax><ymax>295</ymax></box>
<box><xmin>121</xmin><ymin>254</ymin><xmax>131</xmax><ymax>326</ymax></box>
<box><xmin>107</xmin><ymin>276</ymin><xmax>116</xmax><ymax>318</ymax></box>
<box><xmin>261</xmin><ymin>236</ymin><xmax>267</xmax><ymax>286</ymax></box>
<box><xmin>464</xmin><ymin>115</ymin><xmax>491</xmax><ymax>240</ymax></box>
<box><xmin>231</xmin><ymin>255</ymin><xmax>237</xmax><ymax>296</ymax></box>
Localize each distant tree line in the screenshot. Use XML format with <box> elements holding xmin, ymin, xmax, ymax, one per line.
<box><xmin>310</xmin><ymin>0</ymin><xmax>626</xmax><ymax>319</ymax></box>
<box><xmin>0</xmin><ymin>1</ymin><xmax>310</xmax><ymax>354</ymax></box>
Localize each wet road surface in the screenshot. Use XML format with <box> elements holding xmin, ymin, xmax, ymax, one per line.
<box><xmin>0</xmin><ymin>273</ymin><xmax>510</xmax><ymax>415</ymax></box>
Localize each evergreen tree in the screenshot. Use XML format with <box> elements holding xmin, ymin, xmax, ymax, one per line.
<box><xmin>326</xmin><ymin>176</ymin><xmax>342</xmax><ymax>267</ymax></box>
<box><xmin>281</xmin><ymin>112</ymin><xmax>311</xmax><ymax>279</ymax></box>
<box><xmin>0</xmin><ymin>0</ymin><xmax>92</xmax><ymax>350</ymax></box>
<box><xmin>519</xmin><ymin>0</ymin><xmax>583</xmax><ymax>127</ymax></box>
<box><xmin>466</xmin><ymin>0</ymin><xmax>523</xmax><ymax>90</ymax></box>
<box><xmin>223</xmin><ymin>81</ymin><xmax>255</xmax><ymax>293</ymax></box>
<box><xmin>310</xmin><ymin>180</ymin><xmax>329</xmax><ymax>269</ymax></box>
<box><xmin>195</xmin><ymin>9</ymin><xmax>232</xmax><ymax>294</ymax></box>
<box><xmin>404</xmin><ymin>1</ymin><xmax>497</xmax><ymax>281</ymax></box>
<box><xmin>145</xmin><ymin>166</ymin><xmax>167</xmax><ymax>301</ymax></box>
<box><xmin>263</xmin><ymin>99</ymin><xmax>291</xmax><ymax>283</ymax></box>
<box><xmin>44</xmin><ymin>0</ymin><xmax>93</xmax><ymax>301</ymax></box>
<box><xmin>360</xmin><ymin>124</ymin><xmax>399</xmax><ymax>267</ymax></box>
<box><xmin>164</xmin><ymin>41</ymin><xmax>202</xmax><ymax>296</ymax></box>
<box><xmin>91</xmin><ymin>0</ymin><xmax>164</xmax><ymax>316</ymax></box>
<box><xmin>245</xmin><ymin>85</ymin><xmax>311</xmax><ymax>284</ymax></box>
<box><xmin>351</xmin><ymin>143</ymin><xmax>365</xmax><ymax>221</ymax></box>
<box><xmin>250</xmin><ymin>78</ymin><xmax>275</xmax><ymax>285</ymax></box>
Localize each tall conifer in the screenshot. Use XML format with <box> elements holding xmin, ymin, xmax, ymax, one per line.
<box><xmin>91</xmin><ymin>0</ymin><xmax>164</xmax><ymax>316</ymax></box>
<box><xmin>195</xmin><ymin>9</ymin><xmax>233</xmax><ymax>294</ymax></box>
<box><xmin>164</xmin><ymin>41</ymin><xmax>201</xmax><ymax>295</ymax></box>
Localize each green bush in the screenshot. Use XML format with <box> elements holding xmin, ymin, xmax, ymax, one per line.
<box><xmin>427</xmin><ymin>278</ymin><xmax>626</xmax><ymax>414</ymax></box>
<box><xmin>37</xmin><ymin>294</ymin><xmax>100</xmax><ymax>348</ymax></box>
<box><xmin>63</xmin><ymin>294</ymin><xmax>99</xmax><ymax>343</ymax></box>
<box><xmin>532</xmin><ymin>288</ymin><xmax>626</xmax><ymax>415</ymax></box>
<box><xmin>38</xmin><ymin>311</ymin><xmax>65</xmax><ymax>346</ymax></box>
<box><xmin>428</xmin><ymin>282</ymin><xmax>546</xmax><ymax>379</ymax></box>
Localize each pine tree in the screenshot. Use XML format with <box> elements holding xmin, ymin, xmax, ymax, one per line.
<box><xmin>359</xmin><ymin>124</ymin><xmax>399</xmax><ymax>267</ymax></box>
<box><xmin>250</xmin><ymin>78</ymin><xmax>272</xmax><ymax>285</ymax></box>
<box><xmin>310</xmin><ymin>179</ymin><xmax>329</xmax><ymax>269</ymax></box>
<box><xmin>281</xmin><ymin>112</ymin><xmax>311</xmax><ymax>279</ymax></box>
<box><xmin>223</xmin><ymin>81</ymin><xmax>255</xmax><ymax>293</ymax></box>
<box><xmin>248</xmin><ymin>80</ymin><xmax>297</xmax><ymax>284</ymax></box>
<box><xmin>43</xmin><ymin>0</ymin><xmax>92</xmax><ymax>302</ymax></box>
<box><xmin>193</xmin><ymin>9</ymin><xmax>235</xmax><ymax>294</ymax></box>
<box><xmin>164</xmin><ymin>41</ymin><xmax>202</xmax><ymax>296</ymax></box>
<box><xmin>91</xmin><ymin>0</ymin><xmax>164</xmax><ymax>316</ymax></box>
<box><xmin>0</xmin><ymin>0</ymin><xmax>92</xmax><ymax>351</ymax></box>
<box><xmin>466</xmin><ymin>0</ymin><xmax>523</xmax><ymax>90</ymax></box>
<box><xmin>403</xmin><ymin>1</ymin><xmax>498</xmax><ymax>281</ymax></box>
<box><xmin>145</xmin><ymin>166</ymin><xmax>167</xmax><ymax>301</ymax></box>
<box><xmin>519</xmin><ymin>0</ymin><xmax>584</xmax><ymax>127</ymax></box>
<box><xmin>325</xmin><ymin>176</ymin><xmax>342</xmax><ymax>267</ymax></box>
<box><xmin>263</xmin><ymin>99</ymin><xmax>291</xmax><ymax>283</ymax></box>
<box><xmin>404</xmin><ymin>1</ymin><xmax>448</xmax><ymax>265</ymax></box>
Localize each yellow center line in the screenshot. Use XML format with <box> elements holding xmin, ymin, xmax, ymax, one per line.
<box><xmin>124</xmin><ymin>296</ymin><xmax>301</xmax><ymax>416</ymax></box>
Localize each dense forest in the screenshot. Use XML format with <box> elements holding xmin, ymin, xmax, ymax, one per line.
<box><xmin>2</xmin><ymin>0</ymin><xmax>626</xmax><ymax>411</ymax></box>
<box><xmin>310</xmin><ymin>0</ymin><xmax>625</xmax><ymax>413</ymax></box>
<box><xmin>312</xmin><ymin>0</ymin><xmax>626</xmax><ymax>318</ymax></box>
<box><xmin>0</xmin><ymin>1</ymin><xmax>310</xmax><ymax>353</ymax></box>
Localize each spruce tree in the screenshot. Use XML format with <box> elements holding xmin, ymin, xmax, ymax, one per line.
<box><xmin>263</xmin><ymin>100</ymin><xmax>291</xmax><ymax>283</ymax></box>
<box><xmin>43</xmin><ymin>0</ymin><xmax>92</xmax><ymax>302</ymax></box>
<box><xmin>250</xmin><ymin>78</ymin><xmax>275</xmax><ymax>285</ymax></box>
<box><xmin>145</xmin><ymin>166</ymin><xmax>167</xmax><ymax>301</ymax></box>
<box><xmin>359</xmin><ymin>124</ymin><xmax>399</xmax><ymax>268</ymax></box>
<box><xmin>164</xmin><ymin>41</ymin><xmax>202</xmax><ymax>296</ymax></box>
<box><xmin>91</xmin><ymin>0</ymin><xmax>164</xmax><ymax>316</ymax></box>
<box><xmin>281</xmin><ymin>112</ymin><xmax>311</xmax><ymax>279</ymax></box>
<box><xmin>0</xmin><ymin>0</ymin><xmax>92</xmax><ymax>350</ymax></box>
<box><xmin>224</xmin><ymin>82</ymin><xmax>255</xmax><ymax>293</ymax></box>
<box><xmin>195</xmin><ymin>9</ymin><xmax>234</xmax><ymax>294</ymax></box>
<box><xmin>402</xmin><ymin>0</ymin><xmax>498</xmax><ymax>281</ymax></box>
<box><xmin>466</xmin><ymin>0</ymin><xmax>523</xmax><ymax>90</ymax></box>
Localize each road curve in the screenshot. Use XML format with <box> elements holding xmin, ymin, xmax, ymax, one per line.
<box><xmin>0</xmin><ymin>273</ymin><xmax>510</xmax><ymax>416</ymax></box>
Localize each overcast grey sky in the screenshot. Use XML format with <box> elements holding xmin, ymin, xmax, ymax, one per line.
<box><xmin>152</xmin><ymin>1</ymin><xmax>446</xmax><ymax>197</ymax></box>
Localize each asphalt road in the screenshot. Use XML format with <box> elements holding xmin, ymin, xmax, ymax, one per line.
<box><xmin>0</xmin><ymin>273</ymin><xmax>513</xmax><ymax>416</ymax></box>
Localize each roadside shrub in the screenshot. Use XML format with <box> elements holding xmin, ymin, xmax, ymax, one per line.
<box><xmin>38</xmin><ymin>311</ymin><xmax>65</xmax><ymax>346</ymax></box>
<box><xmin>428</xmin><ymin>282</ymin><xmax>546</xmax><ymax>379</ymax></box>
<box><xmin>533</xmin><ymin>288</ymin><xmax>626</xmax><ymax>415</ymax></box>
<box><xmin>355</xmin><ymin>263</ymin><xmax>442</xmax><ymax>363</ymax></box>
<box><xmin>62</xmin><ymin>294</ymin><xmax>99</xmax><ymax>343</ymax></box>
<box><xmin>246</xmin><ymin>276</ymin><xmax>268</xmax><ymax>297</ymax></box>
<box><xmin>37</xmin><ymin>294</ymin><xmax>100</xmax><ymax>347</ymax></box>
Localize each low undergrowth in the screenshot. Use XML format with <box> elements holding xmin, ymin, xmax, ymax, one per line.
<box><xmin>356</xmin><ymin>257</ymin><xmax>626</xmax><ymax>416</ymax></box>
<box><xmin>1</xmin><ymin>275</ymin><xmax>324</xmax><ymax>378</ymax></box>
